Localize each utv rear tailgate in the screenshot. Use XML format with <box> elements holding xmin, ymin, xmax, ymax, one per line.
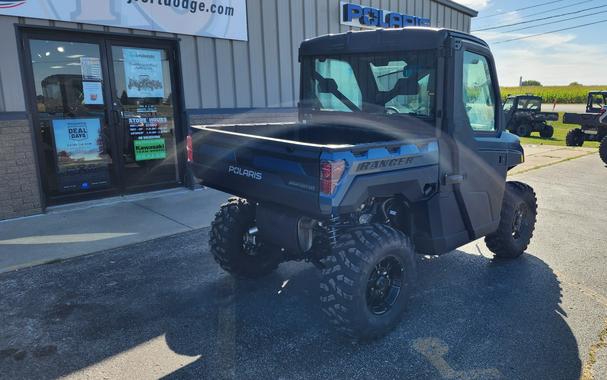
<box><xmin>190</xmin><ymin>126</ymin><xmax>323</xmax><ymax>216</ymax></box>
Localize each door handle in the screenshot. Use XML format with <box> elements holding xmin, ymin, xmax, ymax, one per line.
<box><xmin>111</xmin><ymin>109</ymin><xmax>121</xmax><ymax>125</ymax></box>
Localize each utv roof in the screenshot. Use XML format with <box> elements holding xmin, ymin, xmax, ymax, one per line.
<box><xmin>299</xmin><ymin>27</ymin><xmax>488</xmax><ymax>56</ymax></box>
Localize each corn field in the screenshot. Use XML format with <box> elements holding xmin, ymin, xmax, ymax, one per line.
<box><xmin>500</xmin><ymin>85</ymin><xmax>607</xmax><ymax>104</ymax></box>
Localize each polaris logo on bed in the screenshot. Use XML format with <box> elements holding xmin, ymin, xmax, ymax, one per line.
<box><xmin>355</xmin><ymin>156</ymin><xmax>420</xmax><ymax>173</ymax></box>
<box><xmin>228</xmin><ymin>165</ymin><xmax>262</xmax><ymax>181</ymax></box>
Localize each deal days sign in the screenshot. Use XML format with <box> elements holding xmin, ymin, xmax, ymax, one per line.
<box><xmin>0</xmin><ymin>0</ymin><xmax>248</xmax><ymax>41</ymax></box>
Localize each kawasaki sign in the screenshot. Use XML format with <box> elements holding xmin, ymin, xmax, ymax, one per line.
<box><xmin>0</xmin><ymin>0</ymin><xmax>248</xmax><ymax>41</ymax></box>
<box><xmin>340</xmin><ymin>1</ymin><xmax>430</xmax><ymax>29</ymax></box>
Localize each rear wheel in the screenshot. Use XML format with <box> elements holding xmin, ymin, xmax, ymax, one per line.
<box><xmin>565</xmin><ymin>128</ymin><xmax>585</xmax><ymax>146</ymax></box>
<box><xmin>485</xmin><ymin>182</ymin><xmax>537</xmax><ymax>259</ymax></box>
<box><xmin>319</xmin><ymin>224</ymin><xmax>416</xmax><ymax>340</ymax></box>
<box><xmin>539</xmin><ymin>125</ymin><xmax>554</xmax><ymax>138</ymax></box>
<box><xmin>209</xmin><ymin>198</ymin><xmax>282</xmax><ymax>279</ymax></box>
<box><xmin>600</xmin><ymin>136</ymin><xmax>607</xmax><ymax>165</ymax></box>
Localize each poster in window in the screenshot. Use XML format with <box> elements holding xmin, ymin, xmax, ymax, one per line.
<box><xmin>80</xmin><ymin>57</ymin><xmax>102</xmax><ymax>81</ymax></box>
<box><xmin>134</xmin><ymin>138</ymin><xmax>167</xmax><ymax>161</ymax></box>
<box><xmin>123</xmin><ymin>48</ymin><xmax>165</xmax><ymax>98</ymax></box>
<box><xmin>82</xmin><ymin>81</ymin><xmax>104</xmax><ymax>105</ymax></box>
<box><xmin>52</xmin><ymin>118</ymin><xmax>110</xmax><ymax>192</ymax></box>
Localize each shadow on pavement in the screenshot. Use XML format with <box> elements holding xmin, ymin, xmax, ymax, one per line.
<box><xmin>0</xmin><ymin>229</ymin><xmax>581</xmax><ymax>379</ymax></box>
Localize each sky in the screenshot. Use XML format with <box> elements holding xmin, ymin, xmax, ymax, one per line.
<box><xmin>458</xmin><ymin>0</ymin><xmax>607</xmax><ymax>86</ymax></box>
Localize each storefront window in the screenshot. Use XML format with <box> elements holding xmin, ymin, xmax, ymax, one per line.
<box><xmin>27</xmin><ymin>34</ymin><xmax>181</xmax><ymax>205</ymax></box>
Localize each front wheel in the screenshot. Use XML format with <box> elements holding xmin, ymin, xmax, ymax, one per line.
<box><xmin>516</xmin><ymin>124</ymin><xmax>531</xmax><ymax>137</ymax></box>
<box><xmin>600</xmin><ymin>136</ymin><xmax>607</xmax><ymax>165</ymax></box>
<box><xmin>209</xmin><ymin>197</ymin><xmax>282</xmax><ymax>278</ymax></box>
<box><xmin>319</xmin><ymin>224</ymin><xmax>417</xmax><ymax>340</ymax></box>
<box><xmin>485</xmin><ymin>182</ymin><xmax>537</xmax><ymax>259</ymax></box>
<box><xmin>565</xmin><ymin>128</ymin><xmax>585</xmax><ymax>146</ymax></box>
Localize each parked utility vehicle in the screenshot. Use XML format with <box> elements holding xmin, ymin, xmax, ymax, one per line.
<box><xmin>503</xmin><ymin>95</ymin><xmax>557</xmax><ymax>138</ymax></box>
<box><xmin>563</xmin><ymin>91</ymin><xmax>607</xmax><ymax>161</ymax></box>
<box><xmin>190</xmin><ymin>28</ymin><xmax>538</xmax><ymax>340</ymax></box>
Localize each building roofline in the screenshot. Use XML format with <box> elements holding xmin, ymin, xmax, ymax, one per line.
<box><xmin>435</xmin><ymin>0</ymin><xmax>478</xmax><ymax>17</ymax></box>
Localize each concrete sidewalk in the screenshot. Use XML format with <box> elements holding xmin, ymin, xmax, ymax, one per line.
<box><xmin>0</xmin><ymin>144</ymin><xmax>598</xmax><ymax>273</ymax></box>
<box><xmin>0</xmin><ymin>187</ymin><xmax>228</xmax><ymax>272</ymax></box>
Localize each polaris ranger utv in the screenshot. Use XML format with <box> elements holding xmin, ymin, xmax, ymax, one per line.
<box><xmin>563</xmin><ymin>91</ymin><xmax>607</xmax><ymax>146</ymax></box>
<box><xmin>503</xmin><ymin>95</ymin><xmax>557</xmax><ymax>138</ymax></box>
<box><xmin>190</xmin><ymin>28</ymin><xmax>537</xmax><ymax>340</ymax></box>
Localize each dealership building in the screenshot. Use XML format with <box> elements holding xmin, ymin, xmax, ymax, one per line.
<box><xmin>0</xmin><ymin>0</ymin><xmax>476</xmax><ymax>221</ymax></box>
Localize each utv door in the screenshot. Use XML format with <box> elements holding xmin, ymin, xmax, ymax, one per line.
<box><xmin>443</xmin><ymin>40</ymin><xmax>507</xmax><ymax>239</ymax></box>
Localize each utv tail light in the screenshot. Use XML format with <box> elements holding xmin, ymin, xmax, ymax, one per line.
<box><xmin>186</xmin><ymin>134</ymin><xmax>193</xmax><ymax>163</ymax></box>
<box><xmin>320</xmin><ymin>160</ymin><xmax>346</xmax><ymax>195</ymax></box>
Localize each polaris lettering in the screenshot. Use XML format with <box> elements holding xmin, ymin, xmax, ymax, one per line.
<box><xmin>228</xmin><ymin>165</ymin><xmax>262</xmax><ymax>181</ymax></box>
<box><xmin>340</xmin><ymin>1</ymin><xmax>430</xmax><ymax>29</ymax></box>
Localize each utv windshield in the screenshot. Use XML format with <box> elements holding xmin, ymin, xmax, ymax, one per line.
<box><xmin>301</xmin><ymin>51</ymin><xmax>437</xmax><ymax>121</ymax></box>
<box><xmin>516</xmin><ymin>98</ymin><xmax>541</xmax><ymax>110</ymax></box>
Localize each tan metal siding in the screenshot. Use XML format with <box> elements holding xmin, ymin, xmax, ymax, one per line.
<box><xmin>0</xmin><ymin>16</ymin><xmax>23</xmax><ymax>112</ymax></box>
<box><xmin>247</xmin><ymin>0</ymin><xmax>267</xmax><ymax>108</ymax></box>
<box><xmin>277</xmin><ymin>0</ymin><xmax>294</xmax><ymax>107</ymax></box>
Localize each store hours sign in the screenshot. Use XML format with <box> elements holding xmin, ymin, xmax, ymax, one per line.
<box><xmin>0</xmin><ymin>0</ymin><xmax>248</xmax><ymax>41</ymax></box>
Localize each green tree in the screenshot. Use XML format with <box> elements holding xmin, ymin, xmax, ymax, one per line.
<box><xmin>569</xmin><ymin>81</ymin><xmax>582</xmax><ymax>86</ymax></box>
<box><xmin>521</xmin><ymin>80</ymin><xmax>542</xmax><ymax>86</ymax></box>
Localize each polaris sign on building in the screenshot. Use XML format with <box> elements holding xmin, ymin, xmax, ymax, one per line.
<box><xmin>340</xmin><ymin>1</ymin><xmax>431</xmax><ymax>29</ymax></box>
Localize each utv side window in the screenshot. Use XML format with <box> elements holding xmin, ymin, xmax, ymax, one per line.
<box><xmin>462</xmin><ymin>51</ymin><xmax>496</xmax><ymax>132</ymax></box>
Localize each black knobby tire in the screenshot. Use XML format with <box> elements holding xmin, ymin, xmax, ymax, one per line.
<box><xmin>565</xmin><ymin>128</ymin><xmax>584</xmax><ymax>147</ymax></box>
<box><xmin>319</xmin><ymin>224</ymin><xmax>417</xmax><ymax>340</ymax></box>
<box><xmin>600</xmin><ymin>136</ymin><xmax>607</xmax><ymax>165</ymax></box>
<box><xmin>485</xmin><ymin>182</ymin><xmax>537</xmax><ymax>259</ymax></box>
<box><xmin>516</xmin><ymin>124</ymin><xmax>531</xmax><ymax>137</ymax></box>
<box><xmin>209</xmin><ymin>197</ymin><xmax>281</xmax><ymax>278</ymax></box>
<box><xmin>539</xmin><ymin>125</ymin><xmax>554</xmax><ymax>139</ymax></box>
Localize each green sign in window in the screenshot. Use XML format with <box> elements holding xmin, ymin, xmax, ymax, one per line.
<box><xmin>134</xmin><ymin>138</ymin><xmax>166</xmax><ymax>161</ymax></box>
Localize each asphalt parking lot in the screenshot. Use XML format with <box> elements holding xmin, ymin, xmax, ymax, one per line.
<box><xmin>1</xmin><ymin>154</ymin><xmax>606</xmax><ymax>380</ymax></box>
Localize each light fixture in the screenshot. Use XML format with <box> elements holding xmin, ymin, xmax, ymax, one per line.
<box><xmin>45</xmin><ymin>51</ymin><xmax>50</xmax><ymax>56</ymax></box>
<box><xmin>50</xmin><ymin>65</ymin><xmax>63</xmax><ymax>69</ymax></box>
<box><xmin>67</xmin><ymin>54</ymin><xmax>85</xmax><ymax>59</ymax></box>
<box><xmin>57</xmin><ymin>46</ymin><xmax>65</xmax><ymax>53</ymax></box>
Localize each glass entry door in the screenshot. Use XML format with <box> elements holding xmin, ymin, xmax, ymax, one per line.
<box><xmin>108</xmin><ymin>44</ymin><xmax>179</xmax><ymax>191</ymax></box>
<box><xmin>23</xmin><ymin>30</ymin><xmax>183</xmax><ymax>205</ymax></box>
<box><xmin>28</xmin><ymin>38</ymin><xmax>117</xmax><ymax>199</ymax></box>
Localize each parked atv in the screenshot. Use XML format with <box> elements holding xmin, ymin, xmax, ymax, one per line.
<box><xmin>503</xmin><ymin>95</ymin><xmax>558</xmax><ymax>138</ymax></box>
<box><xmin>563</xmin><ymin>91</ymin><xmax>607</xmax><ymax>152</ymax></box>
<box><xmin>190</xmin><ymin>28</ymin><xmax>538</xmax><ymax>340</ymax></box>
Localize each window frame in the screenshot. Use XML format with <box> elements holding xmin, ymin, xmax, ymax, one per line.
<box><xmin>461</xmin><ymin>46</ymin><xmax>501</xmax><ymax>137</ymax></box>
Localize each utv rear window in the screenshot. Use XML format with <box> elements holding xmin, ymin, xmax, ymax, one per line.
<box><xmin>302</xmin><ymin>51</ymin><xmax>437</xmax><ymax>120</ymax></box>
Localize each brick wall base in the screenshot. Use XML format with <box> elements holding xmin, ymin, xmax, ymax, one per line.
<box><xmin>0</xmin><ymin>118</ymin><xmax>42</xmax><ymax>220</ymax></box>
